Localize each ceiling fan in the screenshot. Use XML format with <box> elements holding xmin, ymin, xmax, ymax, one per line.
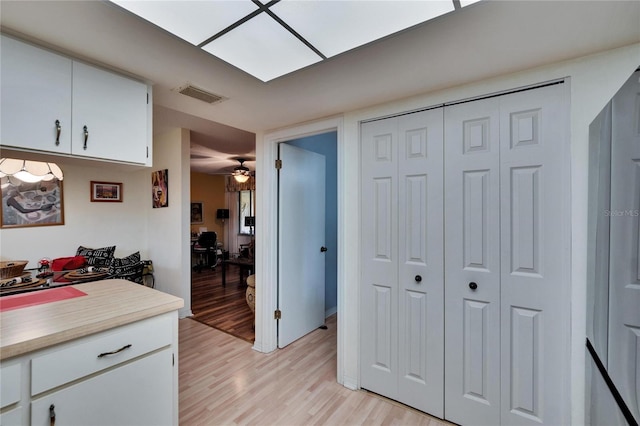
<box><xmin>232</xmin><ymin>159</ymin><xmax>251</xmax><ymax>183</ymax></box>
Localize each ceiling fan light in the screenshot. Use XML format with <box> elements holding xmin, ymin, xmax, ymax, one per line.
<box><xmin>233</xmin><ymin>174</ymin><xmax>250</xmax><ymax>183</ymax></box>
<box><xmin>231</xmin><ymin>158</ymin><xmax>251</xmax><ymax>183</ymax></box>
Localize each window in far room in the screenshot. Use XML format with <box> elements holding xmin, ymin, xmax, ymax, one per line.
<box><xmin>238</xmin><ymin>190</ymin><xmax>254</xmax><ymax>235</ymax></box>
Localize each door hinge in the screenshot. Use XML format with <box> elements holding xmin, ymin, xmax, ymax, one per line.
<box><xmin>275</xmin><ymin>159</ymin><xmax>282</xmax><ymax>170</ymax></box>
<box><xmin>146</xmin><ymin>146</ymin><xmax>149</xmax><ymax>158</ymax></box>
<box><xmin>172</xmin><ymin>353</ymin><xmax>175</xmax><ymax>366</ymax></box>
<box><xmin>147</xmin><ymin>93</ymin><xmax>149</xmax><ymax>104</ymax></box>
<box><xmin>274</xmin><ymin>309</ymin><xmax>282</xmax><ymax>320</ymax></box>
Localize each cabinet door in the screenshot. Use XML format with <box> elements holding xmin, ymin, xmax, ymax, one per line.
<box><xmin>31</xmin><ymin>349</ymin><xmax>173</xmax><ymax>426</ymax></box>
<box><xmin>0</xmin><ymin>35</ymin><xmax>72</xmax><ymax>153</ymax></box>
<box><xmin>72</xmin><ymin>61</ymin><xmax>148</xmax><ymax>164</ymax></box>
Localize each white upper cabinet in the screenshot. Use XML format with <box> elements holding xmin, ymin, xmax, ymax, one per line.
<box><xmin>1</xmin><ymin>35</ymin><xmax>73</xmax><ymax>154</ymax></box>
<box><xmin>0</xmin><ymin>35</ymin><xmax>151</xmax><ymax>166</ymax></box>
<box><xmin>71</xmin><ymin>62</ymin><xmax>148</xmax><ymax>164</ymax></box>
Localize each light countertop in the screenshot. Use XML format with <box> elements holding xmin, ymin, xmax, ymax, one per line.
<box><xmin>0</xmin><ymin>279</ymin><xmax>184</xmax><ymax>361</ymax></box>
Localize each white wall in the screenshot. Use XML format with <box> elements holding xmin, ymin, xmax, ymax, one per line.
<box><xmin>256</xmin><ymin>42</ymin><xmax>640</xmax><ymax>423</ymax></box>
<box><xmin>147</xmin><ymin>128</ymin><xmax>192</xmax><ymax>318</ymax></box>
<box><xmin>0</xmin><ymin>158</ymin><xmax>149</xmax><ymax>267</ymax></box>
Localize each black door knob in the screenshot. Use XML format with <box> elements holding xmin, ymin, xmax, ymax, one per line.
<box><xmin>320</xmin><ymin>246</ymin><xmax>328</xmax><ymax>252</ymax></box>
<box><xmin>469</xmin><ymin>282</ymin><xmax>478</xmax><ymax>290</ymax></box>
<box><xmin>415</xmin><ymin>275</ymin><xmax>422</xmax><ymax>283</ymax></box>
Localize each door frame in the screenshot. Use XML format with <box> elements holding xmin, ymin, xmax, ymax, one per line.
<box><xmin>254</xmin><ymin>115</ymin><xmax>348</xmax><ymax>383</ymax></box>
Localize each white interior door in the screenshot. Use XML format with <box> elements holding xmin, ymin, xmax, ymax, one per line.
<box><xmin>498</xmin><ymin>84</ymin><xmax>570</xmax><ymax>426</ymax></box>
<box><xmin>360</xmin><ymin>109</ymin><xmax>445</xmax><ymax>417</ymax></box>
<box><xmin>609</xmin><ymin>71</ymin><xmax>640</xmax><ymax>421</ymax></box>
<box><xmin>444</xmin><ymin>84</ymin><xmax>570</xmax><ymax>425</ymax></box>
<box><xmin>397</xmin><ymin>110</ymin><xmax>445</xmax><ymax>416</ymax></box>
<box><xmin>278</xmin><ymin>143</ymin><xmax>326</xmax><ymax>348</ymax></box>
<box><xmin>444</xmin><ymin>97</ymin><xmax>502</xmax><ymax>426</ymax></box>
<box><xmin>360</xmin><ymin>117</ymin><xmax>400</xmax><ymax>398</ymax></box>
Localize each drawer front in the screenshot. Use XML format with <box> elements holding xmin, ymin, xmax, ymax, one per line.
<box><xmin>0</xmin><ymin>361</ymin><xmax>21</xmax><ymax>408</ymax></box>
<box><xmin>32</xmin><ymin>313</ymin><xmax>172</xmax><ymax>396</ymax></box>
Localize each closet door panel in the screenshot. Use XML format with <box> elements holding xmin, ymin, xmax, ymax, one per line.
<box><xmin>444</xmin><ymin>98</ymin><xmax>501</xmax><ymax>426</ymax></box>
<box><xmin>499</xmin><ymin>84</ymin><xmax>570</xmax><ymax>426</ymax></box>
<box><xmin>397</xmin><ymin>110</ymin><xmax>444</xmax><ymax>417</ymax></box>
<box><xmin>361</xmin><ymin>118</ymin><xmax>399</xmax><ymax>398</ymax></box>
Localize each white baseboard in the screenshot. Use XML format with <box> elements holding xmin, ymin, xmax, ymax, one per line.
<box><xmin>325</xmin><ymin>306</ymin><xmax>337</xmax><ymax>319</ymax></box>
<box><xmin>179</xmin><ymin>308</ymin><xmax>193</xmax><ymax>319</ymax></box>
<box><xmin>342</xmin><ymin>375</ymin><xmax>358</xmax><ymax>391</ymax></box>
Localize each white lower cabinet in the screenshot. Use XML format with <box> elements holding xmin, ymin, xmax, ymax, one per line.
<box><xmin>0</xmin><ymin>361</ymin><xmax>24</xmax><ymax>426</ymax></box>
<box><xmin>0</xmin><ymin>312</ymin><xmax>178</xmax><ymax>426</ymax></box>
<box><xmin>0</xmin><ymin>407</ymin><xmax>23</xmax><ymax>426</ymax></box>
<box><xmin>31</xmin><ymin>349</ymin><xmax>173</xmax><ymax>426</ymax></box>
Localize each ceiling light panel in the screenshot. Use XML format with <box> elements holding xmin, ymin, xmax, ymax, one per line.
<box><xmin>271</xmin><ymin>0</ymin><xmax>456</xmax><ymax>58</ymax></box>
<box><xmin>202</xmin><ymin>12</ymin><xmax>322</xmax><ymax>82</ymax></box>
<box><xmin>111</xmin><ymin>1</ymin><xmax>258</xmax><ymax>45</ymax></box>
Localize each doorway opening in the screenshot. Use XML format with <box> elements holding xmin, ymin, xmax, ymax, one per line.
<box><xmin>189</xmin><ymin>172</ymin><xmax>256</xmax><ymax>343</ymax></box>
<box><xmin>277</xmin><ymin>132</ymin><xmax>338</xmax><ymax>348</ymax></box>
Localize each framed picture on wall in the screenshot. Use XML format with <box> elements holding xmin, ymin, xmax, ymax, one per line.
<box><xmin>90</xmin><ymin>181</ymin><xmax>122</xmax><ymax>202</ymax></box>
<box><xmin>191</xmin><ymin>202</ymin><xmax>203</xmax><ymax>224</ymax></box>
<box><xmin>152</xmin><ymin>169</ymin><xmax>169</xmax><ymax>208</ymax></box>
<box><xmin>0</xmin><ymin>176</ymin><xmax>64</xmax><ymax>228</ymax></box>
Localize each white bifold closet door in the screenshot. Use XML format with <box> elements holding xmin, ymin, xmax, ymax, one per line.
<box><xmin>360</xmin><ymin>108</ymin><xmax>445</xmax><ymax>418</ymax></box>
<box><xmin>609</xmin><ymin>71</ymin><xmax>640</xmax><ymax>420</ymax></box>
<box><xmin>443</xmin><ymin>96</ymin><xmax>502</xmax><ymax>425</ymax></box>
<box><xmin>445</xmin><ymin>84</ymin><xmax>570</xmax><ymax>425</ymax></box>
<box><xmin>360</xmin><ymin>83</ymin><xmax>570</xmax><ymax>425</ymax></box>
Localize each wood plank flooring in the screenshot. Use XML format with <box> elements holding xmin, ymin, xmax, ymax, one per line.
<box><xmin>191</xmin><ymin>264</ymin><xmax>254</xmax><ymax>343</ymax></box>
<box><xmin>179</xmin><ymin>315</ymin><xmax>452</xmax><ymax>426</ymax></box>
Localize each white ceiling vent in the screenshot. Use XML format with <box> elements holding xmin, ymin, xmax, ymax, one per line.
<box><xmin>177</xmin><ymin>84</ymin><xmax>227</xmax><ymax>104</ymax></box>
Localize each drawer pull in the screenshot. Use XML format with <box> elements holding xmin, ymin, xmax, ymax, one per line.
<box><xmin>49</xmin><ymin>404</ymin><xmax>56</xmax><ymax>426</ymax></box>
<box><xmin>97</xmin><ymin>344</ymin><xmax>132</xmax><ymax>358</ymax></box>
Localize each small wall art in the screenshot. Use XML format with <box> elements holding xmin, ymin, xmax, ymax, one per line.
<box><xmin>90</xmin><ymin>181</ymin><xmax>122</xmax><ymax>202</ymax></box>
<box><xmin>191</xmin><ymin>202</ymin><xmax>203</xmax><ymax>223</ymax></box>
<box><xmin>152</xmin><ymin>169</ymin><xmax>169</xmax><ymax>208</ymax></box>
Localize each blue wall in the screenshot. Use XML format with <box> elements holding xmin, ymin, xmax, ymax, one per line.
<box><xmin>286</xmin><ymin>132</ymin><xmax>337</xmax><ymax>316</ymax></box>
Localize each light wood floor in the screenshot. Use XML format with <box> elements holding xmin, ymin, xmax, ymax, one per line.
<box><xmin>179</xmin><ymin>315</ymin><xmax>452</xmax><ymax>426</ymax></box>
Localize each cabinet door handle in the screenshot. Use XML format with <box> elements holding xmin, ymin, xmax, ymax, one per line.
<box><xmin>49</xmin><ymin>404</ymin><xmax>56</xmax><ymax>426</ymax></box>
<box><xmin>55</xmin><ymin>120</ymin><xmax>61</xmax><ymax>146</ymax></box>
<box><xmin>97</xmin><ymin>343</ymin><xmax>132</xmax><ymax>358</ymax></box>
<box><xmin>83</xmin><ymin>125</ymin><xmax>89</xmax><ymax>150</ymax></box>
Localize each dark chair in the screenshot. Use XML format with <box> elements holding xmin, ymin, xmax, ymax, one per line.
<box><xmin>193</xmin><ymin>231</ymin><xmax>218</xmax><ymax>272</ymax></box>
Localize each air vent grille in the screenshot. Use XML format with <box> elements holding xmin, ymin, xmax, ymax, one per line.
<box><xmin>177</xmin><ymin>85</ymin><xmax>227</xmax><ymax>104</ymax></box>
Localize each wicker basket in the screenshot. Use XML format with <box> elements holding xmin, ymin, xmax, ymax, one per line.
<box><xmin>0</xmin><ymin>260</ymin><xmax>29</xmax><ymax>279</ymax></box>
